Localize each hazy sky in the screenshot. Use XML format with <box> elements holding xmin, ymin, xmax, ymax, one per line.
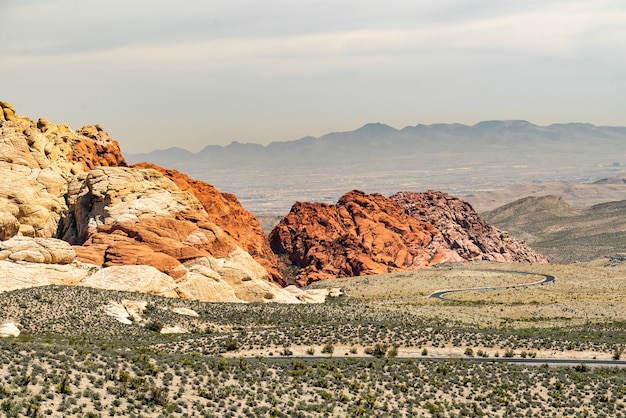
<box><xmin>2</xmin><ymin>0</ymin><xmax>625</xmax><ymax>153</ymax></box>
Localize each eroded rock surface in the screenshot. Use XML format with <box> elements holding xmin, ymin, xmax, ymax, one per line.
<box><xmin>270</xmin><ymin>190</ymin><xmax>459</xmax><ymax>285</ymax></box>
<box><xmin>0</xmin><ymin>259</ymin><xmax>92</xmax><ymax>292</ymax></box>
<box><xmin>0</xmin><ymin>236</ymin><xmax>75</xmax><ymax>264</ymax></box>
<box><xmin>391</xmin><ymin>191</ymin><xmax>549</xmax><ymax>263</ymax></box>
<box><xmin>133</xmin><ymin>163</ymin><xmax>283</xmax><ymax>283</ymax></box>
<box><xmin>0</xmin><ymin>101</ymin><xmax>126</xmax><ymax>240</ymax></box>
<box><xmin>270</xmin><ymin>190</ymin><xmax>548</xmax><ymax>284</ymax></box>
<box><xmin>80</xmin><ymin>265</ymin><xmax>180</xmax><ymax>298</ymax></box>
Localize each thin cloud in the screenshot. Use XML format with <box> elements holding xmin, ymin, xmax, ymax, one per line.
<box><xmin>1</xmin><ymin>0</ymin><xmax>625</xmax><ymax>152</ymax></box>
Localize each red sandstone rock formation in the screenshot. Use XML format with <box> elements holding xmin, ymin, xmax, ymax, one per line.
<box><xmin>270</xmin><ymin>190</ymin><xmax>548</xmax><ymax>284</ymax></box>
<box><xmin>74</xmin><ymin>214</ymin><xmax>235</xmax><ymax>281</ymax></box>
<box><xmin>132</xmin><ymin>162</ymin><xmax>284</xmax><ymax>285</ymax></box>
<box><xmin>269</xmin><ymin>190</ymin><xmax>459</xmax><ymax>285</ymax></box>
<box><xmin>60</xmin><ymin>123</ymin><xmax>127</xmax><ymax>170</ymax></box>
<box><xmin>62</xmin><ymin>166</ymin><xmax>244</xmax><ymax>281</ymax></box>
<box><xmin>391</xmin><ymin>191</ymin><xmax>549</xmax><ymax>263</ymax></box>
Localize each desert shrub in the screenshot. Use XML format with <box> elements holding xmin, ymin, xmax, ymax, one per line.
<box><xmin>365</xmin><ymin>343</ymin><xmax>389</xmax><ymax>358</ymax></box>
<box><xmin>387</xmin><ymin>345</ymin><xmax>398</xmax><ymax>358</ymax></box>
<box><xmin>56</xmin><ymin>374</ymin><xmax>72</xmax><ymax>395</ymax></box>
<box><xmin>144</xmin><ymin>385</ymin><xmax>169</xmax><ymax>406</ymax></box>
<box><xmin>223</xmin><ymin>338</ymin><xmax>239</xmax><ymax>352</ymax></box>
<box><xmin>574</xmin><ymin>363</ymin><xmax>589</xmax><ymax>372</ymax></box>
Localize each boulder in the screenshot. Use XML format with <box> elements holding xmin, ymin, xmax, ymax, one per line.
<box><xmin>80</xmin><ymin>265</ymin><xmax>180</xmax><ymax>298</ymax></box>
<box><xmin>171</xmin><ymin>307</ymin><xmax>199</xmax><ymax>317</ymax></box>
<box><xmin>283</xmin><ymin>286</ymin><xmax>341</xmax><ymax>303</ymax></box>
<box><xmin>104</xmin><ymin>300</ymin><xmax>148</xmax><ymax>324</ymax></box>
<box><xmin>0</xmin><ymin>102</ymin><xmax>17</xmax><ymax>122</ymax></box>
<box><xmin>0</xmin><ymin>259</ymin><xmax>92</xmax><ymax>292</ymax></box>
<box><xmin>175</xmin><ymin>265</ymin><xmax>244</xmax><ymax>303</ymax></box>
<box><xmin>104</xmin><ymin>301</ymin><xmax>136</xmax><ymax>325</ymax></box>
<box><xmin>70</xmin><ymin>125</ymin><xmax>127</xmax><ymax>170</ymax></box>
<box><xmin>0</xmin><ymin>236</ymin><xmax>75</xmax><ymax>264</ymax></box>
<box><xmin>0</xmin><ymin>323</ymin><xmax>20</xmax><ymax>338</ymax></box>
<box><xmin>177</xmin><ymin>250</ymin><xmax>301</xmax><ymax>303</ymax></box>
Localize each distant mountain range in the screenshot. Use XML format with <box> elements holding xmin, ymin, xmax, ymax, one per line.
<box><xmin>126</xmin><ymin>120</ymin><xmax>626</xmax><ymax>214</ymax></box>
<box><xmin>128</xmin><ymin>120</ymin><xmax>626</xmax><ymax>168</ymax></box>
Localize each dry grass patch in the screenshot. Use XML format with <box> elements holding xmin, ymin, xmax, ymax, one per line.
<box><xmin>310</xmin><ymin>261</ymin><xmax>626</xmax><ymax>328</ymax></box>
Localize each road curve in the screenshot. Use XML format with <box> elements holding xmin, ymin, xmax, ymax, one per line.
<box><xmin>429</xmin><ymin>270</ymin><xmax>556</xmax><ymax>301</ymax></box>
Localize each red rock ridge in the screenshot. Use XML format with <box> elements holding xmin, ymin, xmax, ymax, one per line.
<box><xmin>66</xmin><ymin>124</ymin><xmax>127</xmax><ymax>170</ymax></box>
<box><xmin>269</xmin><ymin>190</ymin><xmax>459</xmax><ymax>286</ymax></box>
<box><xmin>132</xmin><ymin>162</ymin><xmax>284</xmax><ymax>285</ymax></box>
<box><xmin>390</xmin><ymin>191</ymin><xmax>549</xmax><ymax>263</ymax></box>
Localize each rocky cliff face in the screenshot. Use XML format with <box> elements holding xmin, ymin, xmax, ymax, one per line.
<box><xmin>269</xmin><ymin>190</ymin><xmax>460</xmax><ymax>285</ymax></box>
<box><xmin>0</xmin><ymin>101</ymin><xmax>126</xmax><ymax>239</ymax></box>
<box><xmin>132</xmin><ymin>163</ymin><xmax>284</xmax><ymax>285</ymax></box>
<box><xmin>270</xmin><ymin>190</ymin><xmax>548</xmax><ymax>284</ymax></box>
<box><xmin>0</xmin><ymin>102</ymin><xmax>315</xmax><ymax>303</ymax></box>
<box><xmin>391</xmin><ymin>191</ymin><xmax>549</xmax><ymax>263</ymax></box>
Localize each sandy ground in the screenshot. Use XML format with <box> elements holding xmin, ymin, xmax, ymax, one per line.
<box><xmin>222</xmin><ymin>343</ymin><xmax>615</xmax><ymax>362</ymax></box>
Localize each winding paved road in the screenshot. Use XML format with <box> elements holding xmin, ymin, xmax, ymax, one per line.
<box><xmin>378</xmin><ymin>270</ymin><xmax>556</xmax><ymax>304</ymax></box>
<box><xmin>429</xmin><ymin>270</ymin><xmax>556</xmax><ymax>301</ymax></box>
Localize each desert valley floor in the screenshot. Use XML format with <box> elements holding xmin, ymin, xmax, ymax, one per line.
<box><xmin>1</xmin><ymin>261</ymin><xmax>626</xmax><ymax>417</ymax></box>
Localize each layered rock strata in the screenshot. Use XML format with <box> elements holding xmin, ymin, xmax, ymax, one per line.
<box><xmin>132</xmin><ymin>163</ymin><xmax>283</xmax><ymax>284</ymax></box>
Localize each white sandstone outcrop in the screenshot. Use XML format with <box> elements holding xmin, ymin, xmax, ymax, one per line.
<box><xmin>80</xmin><ymin>265</ymin><xmax>180</xmax><ymax>298</ymax></box>
<box><xmin>0</xmin><ymin>322</ymin><xmax>20</xmax><ymax>338</ymax></box>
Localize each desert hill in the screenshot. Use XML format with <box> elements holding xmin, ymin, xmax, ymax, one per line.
<box><xmin>465</xmin><ymin>176</ymin><xmax>626</xmax><ymax>213</ymax></box>
<box><xmin>483</xmin><ymin>194</ymin><xmax>626</xmax><ymax>263</ymax></box>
